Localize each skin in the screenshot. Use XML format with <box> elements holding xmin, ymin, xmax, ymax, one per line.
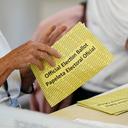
<box><xmin>32</xmin><ymin>5</ymin><xmax>84</xmax><ymax>42</ymax></box>
<box><xmin>30</xmin><ymin>5</ymin><xmax>84</xmax><ymax>113</ymax></box>
<box><xmin>0</xmin><ymin>25</ymin><xmax>67</xmax><ymax>91</ymax></box>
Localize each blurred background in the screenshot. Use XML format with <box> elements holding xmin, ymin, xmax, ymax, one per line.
<box><xmin>0</xmin><ymin>0</ymin><xmax>82</xmax><ymax>49</ymax></box>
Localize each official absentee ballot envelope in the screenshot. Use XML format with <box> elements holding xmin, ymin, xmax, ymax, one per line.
<box><xmin>31</xmin><ymin>22</ymin><xmax>113</xmax><ymax>107</ymax></box>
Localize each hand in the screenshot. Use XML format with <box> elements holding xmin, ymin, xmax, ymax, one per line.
<box><xmin>32</xmin><ymin>5</ymin><xmax>84</xmax><ymax>44</ymax></box>
<box><xmin>33</xmin><ymin>25</ymin><xmax>67</xmax><ymax>46</ymax></box>
<box><xmin>30</xmin><ymin>81</ymin><xmax>73</xmax><ymax>113</ymax></box>
<box><xmin>20</xmin><ymin>25</ymin><xmax>67</xmax><ymax>92</ymax></box>
<box><xmin>4</xmin><ymin>40</ymin><xmax>61</xmax><ymax>70</ymax></box>
<box><xmin>30</xmin><ymin>25</ymin><xmax>72</xmax><ymax>113</ymax></box>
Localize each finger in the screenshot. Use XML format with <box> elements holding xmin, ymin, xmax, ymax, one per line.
<box><xmin>49</xmin><ymin>25</ymin><xmax>67</xmax><ymax>46</ymax></box>
<box><xmin>31</xmin><ymin>58</ymin><xmax>44</xmax><ymax>70</ymax></box>
<box><xmin>36</xmin><ymin>43</ymin><xmax>61</xmax><ymax>58</ymax></box>
<box><xmin>33</xmin><ymin>80</ymin><xmax>41</xmax><ymax>91</ymax></box>
<box><xmin>32</xmin><ymin>84</ymin><xmax>48</xmax><ymax>113</ymax></box>
<box><xmin>53</xmin><ymin>26</ymin><xmax>72</xmax><ymax>42</ymax></box>
<box><xmin>46</xmin><ymin>25</ymin><xmax>56</xmax><ymax>37</ymax></box>
<box><xmin>35</xmin><ymin>90</ymin><xmax>44</xmax><ymax>113</ymax></box>
<box><xmin>46</xmin><ymin>47</ymin><xmax>61</xmax><ymax>58</ymax></box>
<box><xmin>40</xmin><ymin>25</ymin><xmax>56</xmax><ymax>43</ymax></box>
<box><xmin>43</xmin><ymin>98</ymin><xmax>51</xmax><ymax>113</ymax></box>
<box><xmin>43</xmin><ymin>97</ymin><xmax>58</xmax><ymax>113</ymax></box>
<box><xmin>30</xmin><ymin>94</ymin><xmax>39</xmax><ymax>111</ymax></box>
<box><xmin>59</xmin><ymin>95</ymin><xmax>73</xmax><ymax>109</ymax></box>
<box><xmin>37</xmin><ymin>51</ymin><xmax>56</xmax><ymax>67</ymax></box>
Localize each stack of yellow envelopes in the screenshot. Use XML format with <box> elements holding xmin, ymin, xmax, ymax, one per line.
<box><xmin>31</xmin><ymin>22</ymin><xmax>113</xmax><ymax>107</ymax></box>
<box><xmin>78</xmin><ymin>88</ymin><xmax>128</xmax><ymax>115</ymax></box>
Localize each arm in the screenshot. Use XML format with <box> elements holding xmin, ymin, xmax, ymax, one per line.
<box><xmin>32</xmin><ymin>5</ymin><xmax>84</xmax><ymax>42</ymax></box>
<box><xmin>0</xmin><ymin>38</ymin><xmax>61</xmax><ymax>87</ymax></box>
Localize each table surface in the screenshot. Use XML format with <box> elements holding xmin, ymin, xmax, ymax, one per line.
<box><xmin>51</xmin><ymin>105</ymin><xmax>128</xmax><ymax>126</ymax></box>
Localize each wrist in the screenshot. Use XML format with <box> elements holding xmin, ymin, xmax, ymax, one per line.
<box><xmin>70</xmin><ymin>5</ymin><xmax>84</xmax><ymax>23</ymax></box>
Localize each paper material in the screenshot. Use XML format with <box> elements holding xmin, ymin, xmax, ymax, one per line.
<box><xmin>0</xmin><ymin>105</ymin><xmax>91</xmax><ymax>128</ymax></box>
<box><xmin>31</xmin><ymin>22</ymin><xmax>113</xmax><ymax>107</ymax></box>
<box><xmin>78</xmin><ymin>85</ymin><xmax>128</xmax><ymax>115</ymax></box>
<box><xmin>75</xmin><ymin>119</ymin><xmax>127</xmax><ymax>128</ymax></box>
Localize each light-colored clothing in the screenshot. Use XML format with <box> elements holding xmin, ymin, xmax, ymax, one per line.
<box><xmin>0</xmin><ymin>31</ymin><xmax>21</xmax><ymax>104</ymax></box>
<box><xmin>82</xmin><ymin>0</ymin><xmax>128</xmax><ymax>92</ymax></box>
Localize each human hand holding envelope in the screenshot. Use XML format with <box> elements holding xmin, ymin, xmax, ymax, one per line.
<box><xmin>31</xmin><ymin>22</ymin><xmax>113</xmax><ymax>107</ymax></box>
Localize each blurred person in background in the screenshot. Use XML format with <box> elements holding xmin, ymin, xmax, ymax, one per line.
<box><xmin>30</xmin><ymin>0</ymin><xmax>128</xmax><ymax>113</ymax></box>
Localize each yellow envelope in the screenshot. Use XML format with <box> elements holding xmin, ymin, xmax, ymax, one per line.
<box><xmin>31</xmin><ymin>22</ymin><xmax>113</xmax><ymax>107</ymax></box>
<box><xmin>78</xmin><ymin>88</ymin><xmax>128</xmax><ymax>115</ymax></box>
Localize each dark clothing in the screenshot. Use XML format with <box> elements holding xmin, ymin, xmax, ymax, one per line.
<box><xmin>71</xmin><ymin>87</ymin><xmax>101</xmax><ymax>104</ymax></box>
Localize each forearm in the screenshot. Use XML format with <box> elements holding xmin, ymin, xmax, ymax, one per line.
<box><xmin>0</xmin><ymin>56</ymin><xmax>14</xmax><ymax>86</ymax></box>
<box><xmin>42</xmin><ymin>5</ymin><xmax>83</xmax><ymax>26</ymax></box>
<box><xmin>32</xmin><ymin>5</ymin><xmax>84</xmax><ymax>41</ymax></box>
<box><xmin>0</xmin><ymin>57</ymin><xmax>34</xmax><ymax>89</ymax></box>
